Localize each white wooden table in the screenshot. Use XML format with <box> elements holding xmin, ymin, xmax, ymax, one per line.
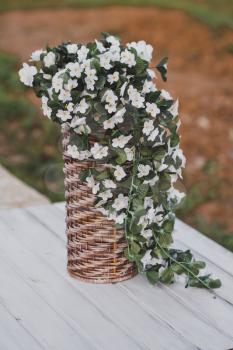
<box><xmin>0</xmin><ymin>202</ymin><xmax>233</xmax><ymax>350</ymax></box>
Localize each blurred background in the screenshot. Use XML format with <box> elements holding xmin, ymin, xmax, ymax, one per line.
<box><xmin>0</xmin><ymin>0</ymin><xmax>232</xmax><ymax>251</ymax></box>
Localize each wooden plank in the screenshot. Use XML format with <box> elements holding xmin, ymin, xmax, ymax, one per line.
<box><xmin>0</xmin><ymin>220</ymin><xmax>141</xmax><ymax>350</ymax></box>
<box><xmin>0</xmin><ymin>303</ymin><xmax>43</xmax><ymax>350</ymax></box>
<box><xmin>42</xmin><ymin>203</ymin><xmax>233</xmax><ymax>342</ymax></box>
<box><xmin>27</xmin><ymin>208</ymin><xmax>233</xmax><ymax>348</ymax></box>
<box><xmin>0</xmin><ymin>254</ymin><xmax>93</xmax><ymax>350</ymax></box>
<box><xmin>51</xmin><ymin>203</ymin><xmax>233</xmax><ymax>304</ymax></box>
<box><xmin>175</xmin><ymin>219</ymin><xmax>233</xmax><ymax>277</ymax></box>
<box><xmin>0</xmin><ymin>208</ymin><xmax>199</xmax><ymax>350</ymax></box>
<box><xmin>54</xmin><ymin>202</ymin><xmax>233</xmax><ymax>278</ymax></box>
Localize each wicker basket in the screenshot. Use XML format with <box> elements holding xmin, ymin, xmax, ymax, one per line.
<box><xmin>62</xmin><ymin>125</ymin><xmax>137</xmax><ymax>283</ymax></box>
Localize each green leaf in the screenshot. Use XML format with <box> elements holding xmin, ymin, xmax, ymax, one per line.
<box><xmin>146</xmin><ymin>269</ymin><xmax>159</xmax><ymax>285</ymax></box>
<box><xmin>95</xmin><ymin>75</ymin><xmax>106</xmax><ymax>90</ymax></box>
<box><xmin>130</xmin><ymin>241</ymin><xmax>141</xmax><ymax>255</ymax></box>
<box><xmin>192</xmin><ymin>261</ymin><xmax>206</xmax><ymax>270</ymax></box>
<box><xmin>159</xmin><ymin>173</ymin><xmax>171</xmax><ymax>191</ymax></box>
<box><xmin>115</xmin><ymin>148</ymin><xmax>127</xmax><ymax>165</ymax></box>
<box><xmin>163</xmin><ymin>219</ymin><xmax>174</xmax><ymax>234</ymax></box>
<box><xmin>159</xmin><ymin>233</ymin><xmax>173</xmax><ymax>247</ymax></box>
<box><xmin>135</xmin><ymin>56</ymin><xmax>148</xmax><ymax>75</ymax></box>
<box><xmin>160</xmin><ymin>267</ymin><xmax>174</xmax><ymax>284</ymax></box>
<box><xmin>170</xmin><ymin>133</ymin><xmax>180</xmax><ymax>147</ymax></box>
<box><xmin>96</xmin><ymin>170</ymin><xmax>109</xmax><ymax>180</ymax></box>
<box><xmin>156</xmin><ymin>56</ymin><xmax>168</xmax><ymax>82</ymax></box>
<box><xmin>153</xmin><ymin>147</ymin><xmax>166</xmax><ymax>162</ymax></box>
<box><xmin>79</xmin><ymin>169</ymin><xmax>89</xmax><ymax>182</ymax></box>
<box><xmin>209</xmin><ymin>279</ymin><xmax>222</xmax><ymax>289</ymax></box>
<box><xmin>91</xmin><ymin>58</ymin><xmax>101</xmax><ymax>72</ymax></box>
<box><xmin>94</xmin><ymin>102</ymin><xmax>107</xmax><ymax>116</ymax></box>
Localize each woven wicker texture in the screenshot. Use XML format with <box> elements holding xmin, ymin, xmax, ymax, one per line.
<box><xmin>62</xmin><ymin>125</ymin><xmax>137</xmax><ymax>283</ymax></box>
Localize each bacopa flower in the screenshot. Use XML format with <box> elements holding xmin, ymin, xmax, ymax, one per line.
<box><xmin>43</xmin><ymin>51</ymin><xmax>56</xmax><ymax>67</ymax></box>
<box><xmin>90</xmin><ymin>143</ymin><xmax>108</xmax><ymax>159</ymax></box>
<box><xmin>19</xmin><ymin>34</ymin><xmax>218</xmax><ymax>290</ymax></box>
<box><xmin>112</xmin><ymin>135</ymin><xmax>132</xmax><ymax>149</ymax></box>
<box><xmin>19</xmin><ymin>63</ymin><xmax>37</xmax><ymax>87</ymax></box>
<box><xmin>114</xmin><ymin>165</ymin><xmax>126</xmax><ymax>181</ymax></box>
<box><xmin>112</xmin><ymin>193</ymin><xmax>129</xmax><ymax>211</ymax></box>
<box><xmin>137</xmin><ymin>164</ymin><xmax>152</xmax><ymax>178</ymax></box>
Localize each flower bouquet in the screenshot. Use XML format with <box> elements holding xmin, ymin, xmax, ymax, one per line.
<box><xmin>19</xmin><ymin>33</ymin><xmax>220</xmax><ymax>288</ymax></box>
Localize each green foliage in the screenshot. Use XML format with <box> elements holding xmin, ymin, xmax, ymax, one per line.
<box><xmin>0</xmin><ymin>0</ymin><xmax>232</xmax><ymax>29</ymax></box>
<box><xmin>0</xmin><ymin>51</ymin><xmax>63</xmax><ymax>202</ymax></box>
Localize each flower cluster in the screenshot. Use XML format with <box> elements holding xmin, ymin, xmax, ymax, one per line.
<box><xmin>19</xmin><ymin>33</ymin><xmax>220</xmax><ymax>289</ymax></box>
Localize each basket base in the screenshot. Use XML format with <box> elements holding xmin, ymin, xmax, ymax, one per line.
<box><xmin>67</xmin><ymin>268</ymin><xmax>138</xmax><ymax>284</ymax></box>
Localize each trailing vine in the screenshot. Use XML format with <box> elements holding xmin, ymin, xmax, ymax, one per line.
<box><xmin>19</xmin><ymin>32</ymin><xmax>221</xmax><ymax>289</ymax></box>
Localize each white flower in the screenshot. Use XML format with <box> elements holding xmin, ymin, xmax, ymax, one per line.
<box><xmin>168</xmin><ymin>187</ymin><xmax>185</xmax><ymax>204</ymax></box>
<box><xmin>141</xmin><ymin>229</ymin><xmax>153</xmax><ymax>240</ymax></box>
<box><xmin>107</xmin><ymin>71</ymin><xmax>119</xmax><ymax>84</ymax></box>
<box><xmin>74</xmin><ymin>124</ymin><xmax>91</xmax><ymax>135</ymax></box>
<box><xmin>106</xmin><ymin>35</ymin><xmax>120</xmax><ymax>47</ymax></box>
<box><xmin>66</xmin><ymin>102</ymin><xmax>74</xmax><ymax>112</ymax></box>
<box><xmin>67</xmin><ymin>144</ymin><xmax>79</xmax><ymax>159</ymax></box>
<box><xmin>90</xmin><ymin>143</ymin><xmax>108</xmax><ymax>159</ymax></box>
<box><xmin>66</xmin><ymin>62</ymin><xmax>82</xmax><ymax>78</ymax></box>
<box><xmin>98</xmin><ymin>190</ymin><xmax>113</xmax><ymax>201</ymax></box>
<box><xmin>112</xmin><ymin>193</ymin><xmax>129</xmax><ymax>211</ymax></box>
<box><xmin>85</xmin><ymin>77</ymin><xmax>96</xmax><ymax>91</ymax></box>
<box><xmin>146</xmin><ymin>102</ymin><xmax>160</xmax><ymax>117</ymax></box>
<box><xmin>148</xmin><ymin>128</ymin><xmax>159</xmax><ymax>142</ymax></box>
<box><xmin>103</xmin><ymin>117</ymin><xmax>116</xmax><ymax>130</ymax></box>
<box><xmin>141</xmin><ymin>250</ymin><xmax>158</xmax><ymax>269</ymax></box>
<box><xmin>43</xmin><ymin>52</ymin><xmax>56</xmax><ymax>67</ymax></box>
<box><xmin>143</xmin><ymin>175</ymin><xmax>159</xmax><ymax>186</ymax></box>
<box><xmin>70</xmin><ymin>116</ymin><xmax>86</xmax><ymax>128</ymax></box>
<box><xmin>41</xmin><ymin>96</ymin><xmax>52</xmax><ymax>118</ymax></box>
<box><xmin>137</xmin><ymin>164</ymin><xmax>151</xmax><ymax>178</ymax></box>
<box><xmin>75</xmin><ymin>98</ymin><xmax>89</xmax><ymax>114</ymax></box>
<box><xmin>99</xmin><ymin>52</ymin><xmax>112</xmax><ymax>70</ymax></box>
<box><xmin>142</xmin><ymin>80</ymin><xmax>156</xmax><ymax>94</ymax></box>
<box><xmin>77</xmin><ymin>46</ymin><xmax>89</xmax><ymax>62</ymax></box>
<box><xmin>144</xmin><ymin>197</ymin><xmax>153</xmax><ymax>209</ymax></box>
<box><xmin>109</xmin><ymin>45</ymin><xmax>121</xmax><ymax>61</ymax></box>
<box><xmin>127</xmin><ymin>40</ymin><xmax>153</xmax><ymax>62</ymax></box>
<box><xmin>124</xmin><ymin>147</ymin><xmax>134</xmax><ymax>161</ymax></box>
<box><xmin>161</xmin><ymin>89</ymin><xmax>172</xmax><ymax>100</ymax></box>
<box><xmin>112</xmin><ymin>135</ymin><xmax>132</xmax><ymax>149</ymax></box>
<box><xmin>86</xmin><ymin>176</ymin><xmax>100</xmax><ymax>194</ymax></box>
<box><xmin>143</xmin><ymin>120</ymin><xmax>154</xmax><ymax>136</ymax></box>
<box><xmin>103</xmin><ymin>89</ymin><xmax>118</xmax><ymax>104</ymax></box>
<box><xmin>147</xmin><ymin>68</ymin><xmax>156</xmax><ymax>79</ymax></box>
<box><xmin>30</xmin><ymin>49</ymin><xmax>44</xmax><ymax>61</ymax></box>
<box><xmin>43</xmin><ymin>74</ymin><xmax>52</xmax><ymax>80</ymax></box>
<box><xmin>120</xmin><ymin>50</ymin><xmax>136</xmax><ymax>67</ymax></box>
<box><xmin>95</xmin><ymin>40</ymin><xmax>106</xmax><ymax>53</ymax></box>
<box><xmin>58</xmin><ymin>89</ymin><xmax>72</xmax><ymax>102</ymax></box>
<box><xmin>77</xmin><ymin>150</ymin><xmax>91</xmax><ymax>160</ymax></box>
<box><xmin>66</xmin><ymin>44</ymin><xmax>78</xmax><ymax>54</ymax></box>
<box><xmin>120</xmin><ymin>82</ymin><xmax>127</xmax><ymax>97</ymax></box>
<box><xmin>113</xmin><ymin>107</ymin><xmax>126</xmax><ymax>123</ymax></box>
<box><xmin>56</xmin><ymin>109</ymin><xmax>71</xmax><ymax>121</ymax></box>
<box><xmin>168</xmin><ymin>99</ymin><xmax>179</xmax><ymax>117</ymax></box>
<box><xmin>114</xmin><ymin>165</ymin><xmax>126</xmax><ymax>181</ymax></box>
<box><xmin>115</xmin><ymin>212</ymin><xmax>126</xmax><ymax>224</ymax></box>
<box><xmin>105</xmin><ymin>103</ymin><xmax>117</xmax><ymax>114</ymax></box>
<box><xmin>19</xmin><ymin>63</ymin><xmax>37</xmax><ymax>87</ymax></box>
<box><xmin>128</xmin><ymin>85</ymin><xmax>144</xmax><ymax>108</ymax></box>
<box><xmin>65</xmin><ymin>79</ymin><xmax>78</xmax><ymax>91</ymax></box>
<box><xmin>103</xmin><ymin>179</ymin><xmax>116</xmax><ymax>189</ymax></box>
<box><xmin>52</xmin><ymin>72</ymin><xmax>63</xmax><ymax>92</ymax></box>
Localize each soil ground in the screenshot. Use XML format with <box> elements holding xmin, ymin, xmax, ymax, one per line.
<box><xmin>0</xmin><ymin>6</ymin><xmax>232</xmax><ymax>230</ymax></box>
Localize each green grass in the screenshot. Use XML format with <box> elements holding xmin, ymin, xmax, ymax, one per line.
<box><xmin>0</xmin><ymin>52</ymin><xmax>64</xmax><ymax>202</ymax></box>
<box><xmin>0</xmin><ymin>0</ymin><xmax>232</xmax><ymax>29</ymax></box>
